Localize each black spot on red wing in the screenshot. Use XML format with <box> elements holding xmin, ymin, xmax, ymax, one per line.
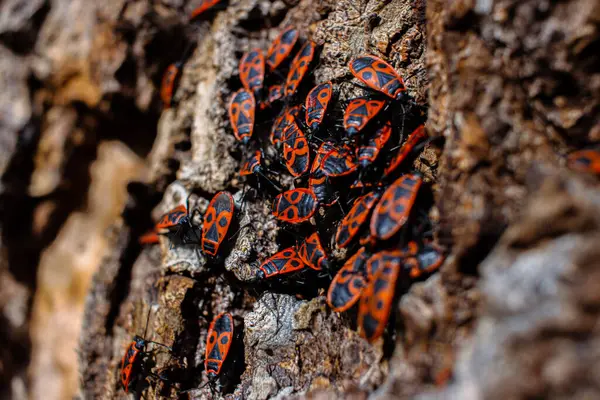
<box><xmin>218</xmin><ymin>216</ymin><xmax>228</xmax><ymax>227</ymax></box>
<box><xmin>221</xmin><ymin>336</ymin><xmax>229</xmax><ymax>345</ymax></box>
<box><xmin>290</xmin><ymin>191</ymin><xmax>300</xmax><ymax>201</ymax></box>
<box><xmin>209</xmin><ymin>336</ymin><xmax>215</xmax><ymax>343</ymax></box>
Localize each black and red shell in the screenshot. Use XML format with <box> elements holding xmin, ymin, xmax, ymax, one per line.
<box><xmin>284</xmin><ymin>40</ymin><xmax>316</xmax><ymax>97</ymax></box>
<box><xmin>370</xmin><ymin>173</ymin><xmax>422</xmax><ymax>241</ymax></box>
<box><xmin>266</xmin><ymin>26</ymin><xmax>299</xmax><ymax>70</ymax></box>
<box><xmin>271</xmin><ymin>105</ymin><xmax>301</xmax><ymax>145</ymax></box>
<box><xmin>239</xmin><ymin>48</ymin><xmax>265</xmax><ymax>93</ymax></box>
<box><xmin>358</xmin><ymin>250</ymin><xmax>402</xmax><ymax>342</ymax></box>
<box><xmin>201</xmin><ymin>191</ymin><xmax>235</xmax><ymax>257</ymax></box>
<box><xmin>343</xmin><ymin>98</ymin><xmax>387</xmax><ymax>136</ymax></box>
<box><xmin>257</xmin><ymin>246</ymin><xmax>307</xmax><ymax>279</ymax></box>
<box><xmin>321</xmin><ymin>144</ymin><xmax>359</xmax><ymax>177</ymax></box>
<box><xmin>326</xmin><ymin>247</ymin><xmax>370</xmax><ymax>312</ymax></box>
<box><xmin>272</xmin><ymin>188</ymin><xmax>318</xmax><ymax>224</ymax></box>
<box><xmin>282</xmin><ymin>122</ymin><xmax>310</xmax><ymax>177</ymax></box>
<box><xmin>155</xmin><ymin>205</ymin><xmax>188</xmax><ymax>232</ymax></box>
<box><xmin>309</xmin><ymin>141</ymin><xmax>337</xmax><ymax>205</ymax></box>
<box><xmin>305</xmin><ymin>81</ymin><xmax>333</xmax><ymax>131</ymax></box>
<box><xmin>349</xmin><ymin>55</ymin><xmax>406</xmax><ymax>100</ymax></box>
<box><xmin>228</xmin><ymin>88</ymin><xmax>255</xmax><ymax>143</ymax></box>
<box><xmin>240</xmin><ymin>150</ymin><xmax>262</xmax><ymax>176</ymax></box>
<box><xmin>205</xmin><ymin>312</ymin><xmax>234</xmax><ymax>378</ymax></box>
<box><xmin>383</xmin><ymin>125</ymin><xmax>427</xmax><ymax>177</ymax></box>
<box><xmin>297</xmin><ymin>232</ymin><xmax>329</xmax><ymax>270</ymax></box>
<box><xmin>356</xmin><ymin>120</ymin><xmax>392</xmax><ymax>167</ymax></box>
<box><xmin>335</xmin><ymin>191</ymin><xmax>382</xmax><ymax>248</ymax></box>
<box><xmin>120</xmin><ymin>336</ymin><xmax>146</xmax><ymax>392</ymax></box>
<box><xmin>189</xmin><ymin>0</ymin><xmax>223</xmax><ymax>20</ymax></box>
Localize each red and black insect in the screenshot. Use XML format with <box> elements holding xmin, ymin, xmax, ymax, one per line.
<box><xmin>335</xmin><ymin>191</ymin><xmax>382</xmax><ymax>248</ymax></box>
<box><xmin>189</xmin><ymin>0</ymin><xmax>224</xmax><ymax>20</ymax></box>
<box><xmin>370</xmin><ymin>173</ymin><xmax>422</xmax><ymax>241</ymax></box>
<box><xmin>240</xmin><ymin>150</ymin><xmax>262</xmax><ymax>176</ymax></box>
<box><xmin>201</xmin><ymin>191</ymin><xmax>235</xmax><ymax>257</ymax></box>
<box><xmin>260</xmin><ymin>84</ymin><xmax>285</xmax><ymax>110</ymax></box>
<box><xmin>266</xmin><ymin>26</ymin><xmax>299</xmax><ymax>70</ymax></box>
<box><xmin>297</xmin><ymin>232</ymin><xmax>329</xmax><ymax>270</ymax></box>
<box><xmin>343</xmin><ymin>98</ymin><xmax>387</xmax><ymax>136</ymax></box>
<box><xmin>155</xmin><ymin>204</ymin><xmax>201</xmax><ymax>245</ymax></box>
<box><xmin>271</xmin><ymin>105</ymin><xmax>301</xmax><ymax>145</ymax></box>
<box><xmin>326</xmin><ymin>247</ymin><xmax>370</xmax><ymax>312</ymax></box>
<box><xmin>256</xmin><ymin>246</ymin><xmax>307</xmax><ymax>279</ymax></box>
<box><xmin>358</xmin><ymin>250</ymin><xmax>402</xmax><ymax>342</ymax></box>
<box><xmin>284</xmin><ymin>40</ymin><xmax>316</xmax><ymax>97</ymax></box>
<box><xmin>567</xmin><ymin>149</ymin><xmax>600</xmax><ymax>175</ymax></box>
<box><xmin>205</xmin><ymin>312</ymin><xmax>234</xmax><ymax>379</ymax></box>
<box><xmin>321</xmin><ymin>144</ymin><xmax>359</xmax><ymax>177</ymax></box>
<box><xmin>349</xmin><ymin>55</ymin><xmax>406</xmax><ymax>100</ymax></box>
<box><xmin>305</xmin><ymin>81</ymin><xmax>333</xmax><ymax>131</ymax></box>
<box><xmin>120</xmin><ymin>310</ymin><xmax>172</xmax><ymax>394</ymax></box>
<box><xmin>239</xmin><ymin>49</ymin><xmax>265</xmax><ymax>93</ymax></box>
<box><xmin>383</xmin><ymin>125</ymin><xmax>427</xmax><ymax>177</ymax></box>
<box><xmin>357</xmin><ymin>120</ymin><xmax>392</xmax><ymax>168</ymax></box>
<box><xmin>282</xmin><ymin>121</ymin><xmax>310</xmax><ymax>177</ymax></box>
<box><xmin>228</xmin><ymin>88</ymin><xmax>255</xmax><ymax>143</ymax></box>
<box><xmin>272</xmin><ymin>188</ymin><xmax>318</xmax><ymax>224</ymax></box>
<box><xmin>161</xmin><ymin>63</ymin><xmax>182</xmax><ymax>109</ymax></box>
<box><xmin>309</xmin><ymin>141</ymin><xmax>337</xmax><ymax>205</ymax></box>
<box><xmin>402</xmin><ymin>242</ymin><xmax>445</xmax><ymax>279</ymax></box>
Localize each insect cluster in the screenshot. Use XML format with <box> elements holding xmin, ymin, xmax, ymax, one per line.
<box><xmin>121</xmin><ymin>0</ymin><xmax>453</xmax><ymax>396</ymax></box>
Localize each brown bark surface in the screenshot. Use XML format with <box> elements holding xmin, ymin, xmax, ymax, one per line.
<box><xmin>0</xmin><ymin>0</ymin><xmax>598</xmax><ymax>399</ymax></box>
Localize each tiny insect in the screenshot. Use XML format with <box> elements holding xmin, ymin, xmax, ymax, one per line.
<box><xmin>120</xmin><ymin>310</ymin><xmax>172</xmax><ymax>394</ymax></box>
<box><xmin>321</xmin><ymin>144</ymin><xmax>359</xmax><ymax>177</ymax></box>
<box><xmin>567</xmin><ymin>149</ymin><xmax>600</xmax><ymax>175</ymax></box>
<box><xmin>349</xmin><ymin>55</ymin><xmax>406</xmax><ymax>100</ymax></box>
<box><xmin>309</xmin><ymin>141</ymin><xmax>337</xmax><ymax>205</ymax></box>
<box><xmin>297</xmin><ymin>232</ymin><xmax>329</xmax><ymax>270</ymax></box>
<box><xmin>358</xmin><ymin>250</ymin><xmax>402</xmax><ymax>342</ymax></box>
<box><xmin>282</xmin><ymin>121</ymin><xmax>310</xmax><ymax>177</ymax></box>
<box><xmin>284</xmin><ymin>40</ymin><xmax>317</xmax><ymax>97</ymax></box>
<box><xmin>305</xmin><ymin>81</ymin><xmax>333</xmax><ymax>131</ymax></box>
<box><xmin>260</xmin><ymin>84</ymin><xmax>285</xmax><ymax>110</ymax></box>
<box><xmin>239</xmin><ymin>49</ymin><xmax>265</xmax><ymax>93</ymax></box>
<box><xmin>161</xmin><ymin>63</ymin><xmax>182</xmax><ymax>109</ymax></box>
<box><xmin>201</xmin><ymin>191</ymin><xmax>235</xmax><ymax>257</ymax></box>
<box><xmin>383</xmin><ymin>125</ymin><xmax>427</xmax><ymax>177</ymax></box>
<box><xmin>271</xmin><ymin>106</ymin><xmax>301</xmax><ymax>145</ymax></box>
<box><xmin>240</xmin><ymin>150</ymin><xmax>262</xmax><ymax>176</ymax></box>
<box><xmin>402</xmin><ymin>242</ymin><xmax>445</xmax><ymax>279</ymax></box>
<box><xmin>343</xmin><ymin>98</ymin><xmax>387</xmax><ymax>136</ymax></box>
<box><xmin>272</xmin><ymin>188</ymin><xmax>318</xmax><ymax>224</ymax></box>
<box><xmin>228</xmin><ymin>88</ymin><xmax>256</xmax><ymax>143</ymax></box>
<box><xmin>326</xmin><ymin>247</ymin><xmax>370</xmax><ymax>312</ymax></box>
<box><xmin>155</xmin><ymin>204</ymin><xmax>201</xmax><ymax>245</ymax></box>
<box><xmin>256</xmin><ymin>246</ymin><xmax>307</xmax><ymax>279</ymax></box>
<box><xmin>370</xmin><ymin>173</ymin><xmax>422</xmax><ymax>241</ymax></box>
<box><xmin>266</xmin><ymin>26</ymin><xmax>299</xmax><ymax>70</ymax></box>
<box><xmin>205</xmin><ymin>312</ymin><xmax>234</xmax><ymax>379</ymax></box>
<box><xmin>335</xmin><ymin>191</ymin><xmax>382</xmax><ymax>248</ymax></box>
<box><xmin>357</xmin><ymin>120</ymin><xmax>392</xmax><ymax>167</ymax></box>
<box><xmin>189</xmin><ymin>0</ymin><xmax>224</xmax><ymax>20</ymax></box>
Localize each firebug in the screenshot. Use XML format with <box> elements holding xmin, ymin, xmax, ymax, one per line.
<box><xmin>272</xmin><ymin>188</ymin><xmax>318</xmax><ymax>224</ymax></box>
<box><xmin>370</xmin><ymin>173</ymin><xmax>422</xmax><ymax>241</ymax></box>
<box><xmin>239</xmin><ymin>49</ymin><xmax>265</xmax><ymax>93</ymax></box>
<box><xmin>189</xmin><ymin>0</ymin><xmax>224</xmax><ymax>20</ymax></box>
<box><xmin>297</xmin><ymin>232</ymin><xmax>329</xmax><ymax>270</ymax></box>
<box><xmin>256</xmin><ymin>246</ymin><xmax>307</xmax><ymax>279</ymax></box>
<box><xmin>343</xmin><ymin>98</ymin><xmax>387</xmax><ymax>136</ymax></box>
<box><xmin>356</xmin><ymin>120</ymin><xmax>392</xmax><ymax>167</ymax></box>
<box><xmin>335</xmin><ymin>191</ymin><xmax>382</xmax><ymax>248</ymax></box>
<box><xmin>228</xmin><ymin>88</ymin><xmax>255</xmax><ymax>143</ymax></box>
<box><xmin>271</xmin><ymin>105</ymin><xmax>301</xmax><ymax>145</ymax></box>
<box><xmin>326</xmin><ymin>247</ymin><xmax>370</xmax><ymax>312</ymax></box>
<box><xmin>282</xmin><ymin>120</ymin><xmax>310</xmax><ymax>177</ymax></box>
<box><xmin>567</xmin><ymin>149</ymin><xmax>600</xmax><ymax>175</ymax></box>
<box><xmin>383</xmin><ymin>125</ymin><xmax>427</xmax><ymax>177</ymax></box>
<box><xmin>321</xmin><ymin>144</ymin><xmax>359</xmax><ymax>177</ymax></box>
<box><xmin>161</xmin><ymin>63</ymin><xmax>182</xmax><ymax>109</ymax></box>
<box><xmin>349</xmin><ymin>55</ymin><xmax>406</xmax><ymax>100</ymax></box>
<box><xmin>284</xmin><ymin>40</ymin><xmax>316</xmax><ymax>97</ymax></box>
<box><xmin>309</xmin><ymin>141</ymin><xmax>337</xmax><ymax>205</ymax></box>
<box><xmin>205</xmin><ymin>312</ymin><xmax>234</xmax><ymax>379</ymax></box>
<box><xmin>305</xmin><ymin>81</ymin><xmax>333</xmax><ymax>131</ymax></box>
<box><xmin>201</xmin><ymin>191</ymin><xmax>235</xmax><ymax>257</ymax></box>
<box><xmin>266</xmin><ymin>27</ymin><xmax>299</xmax><ymax>70</ymax></box>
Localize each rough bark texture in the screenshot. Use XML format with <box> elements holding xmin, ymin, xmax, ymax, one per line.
<box><xmin>0</xmin><ymin>0</ymin><xmax>598</xmax><ymax>399</ymax></box>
